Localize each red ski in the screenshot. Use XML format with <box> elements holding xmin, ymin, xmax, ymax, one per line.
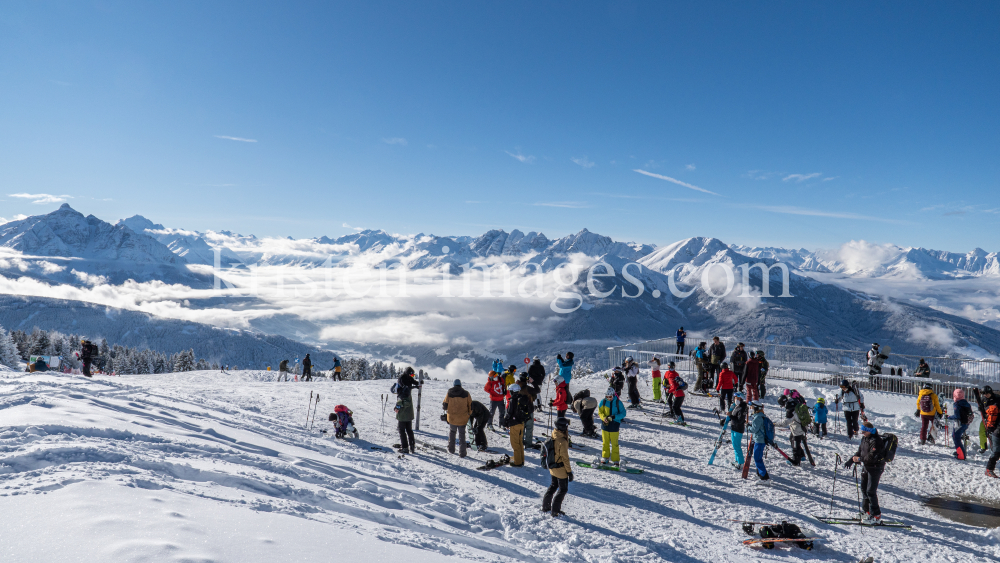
<box><xmin>742</xmin><ymin>439</ymin><xmax>754</xmax><ymax>478</ymax></box>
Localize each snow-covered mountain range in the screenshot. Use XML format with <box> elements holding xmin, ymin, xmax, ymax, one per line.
<box><xmin>1</xmin><ymin>205</ymin><xmax>999</xmax><ymax>370</ymax></box>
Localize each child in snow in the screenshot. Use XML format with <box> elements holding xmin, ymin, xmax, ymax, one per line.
<box><xmin>598</xmin><ymin>387</ymin><xmax>627</xmax><ymax>466</ymax></box>
<box><xmin>666</xmin><ymin>363</ymin><xmax>686</xmax><ymax>424</ymax></box>
<box><xmin>812</xmin><ymin>397</ymin><xmax>829</xmax><ymax>437</ymax></box>
<box><xmin>331</xmin><ymin>405</ymin><xmax>358</xmax><ymax>439</ymax></box>
<box><xmin>948</xmin><ymin>389</ymin><xmax>973</xmax><ymax>460</ymax></box>
<box><xmin>728</xmin><ymin>392</ymin><xmax>748</xmax><ymax>469</ymax></box>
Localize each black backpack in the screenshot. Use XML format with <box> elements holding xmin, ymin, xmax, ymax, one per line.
<box><xmin>540</xmin><ymin>437</ymin><xmax>560</xmax><ymax>469</ymax></box>
<box><xmin>880</xmin><ymin>433</ymin><xmax>898</xmax><ymax>463</ymax></box>
<box><xmin>759</xmin><ymin>521</ymin><xmax>812</xmax><ymax>550</ymax></box>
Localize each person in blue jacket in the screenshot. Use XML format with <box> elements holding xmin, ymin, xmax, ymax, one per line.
<box><xmin>598</xmin><ymin>387</ymin><xmax>627</xmax><ymax>466</ymax></box>
<box><xmin>948</xmin><ymin>388</ymin><xmax>974</xmax><ymax>460</ymax></box>
<box><xmin>812</xmin><ymin>397</ymin><xmax>829</xmax><ymax>438</ymax></box>
<box><xmin>556</xmin><ymin>352</ymin><xmax>574</xmax><ymax>396</ymax></box>
<box><xmin>748</xmin><ymin>401</ymin><xmax>772</xmax><ymax>480</ymax></box>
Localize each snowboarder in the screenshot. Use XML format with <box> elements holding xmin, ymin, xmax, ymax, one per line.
<box><xmin>442</xmin><ymin>379</ymin><xmax>472</xmax><ymax>458</ymax></box>
<box><xmin>556</xmin><ymin>352</ymin><xmax>574</xmax><ymax>398</ymax></box>
<box><xmin>743</xmin><ymin>353</ymin><xmax>761</xmax><ymax>402</ymax></box>
<box><xmin>572</xmin><ymin>390</ymin><xmax>599</xmax><ymax>437</ymax></box>
<box><xmin>624</xmin><ymin>357</ymin><xmax>641</xmax><ymax>407</ymax></box>
<box><xmin>728</xmin><ymin>392</ymin><xmax>748</xmax><ymax>468</ymax></box>
<box><xmin>80</xmin><ymin>339</ymin><xmax>97</xmax><ymax>377</ymax></box>
<box><xmin>730</xmin><ymin>343</ymin><xmax>748</xmax><ymax>388</ymax></box>
<box><xmin>708</xmin><ymin>337</ymin><xmax>727</xmax><ymax>387</ymax></box>
<box><xmin>755</xmin><ymin>350</ymin><xmax>770</xmax><ymax>398</ymax></box>
<box><xmin>948</xmin><ymin>389</ymin><xmax>973</xmax><ymax>460</ymax></box>
<box><xmin>649</xmin><ymin>357</ymin><xmax>663</xmax><ymax>403</ymax></box>
<box><xmin>610</xmin><ymin>366</ymin><xmax>625</xmax><ymax>398</ymax></box>
<box><xmin>675</xmin><ymin>327</ymin><xmax>686</xmax><ymax>355</ymax></box>
<box><xmin>812</xmin><ymin>397</ymin><xmax>828</xmax><ymax>437</ymax></box>
<box><xmin>504</xmin><ymin>383</ymin><xmax>533</xmax><ymax>467</ymax></box>
<box><xmin>716</xmin><ymin>362</ymin><xmax>738</xmax><ymax>412</ymax></box>
<box><xmin>528</xmin><ymin>356</ymin><xmax>546</xmax><ymax>409</ymax></box>
<box><xmin>666</xmin><ymin>362</ymin><xmax>686</xmax><ymax>424</ymax></box>
<box><xmin>553</xmin><ymin>375</ymin><xmax>569</xmax><ymax>418</ymax></box>
<box><xmin>469</xmin><ymin>400</ymin><xmax>491</xmax><ymax>452</ymax></box>
<box><xmin>301</xmin><ymin>354</ymin><xmax>312</xmax><ymax>381</ymax></box>
<box><xmin>846</xmin><ymin>422</ymin><xmax>888</xmax><ymax>525</ymax></box>
<box><xmin>331</xmin><ymin>356</ymin><xmax>342</xmax><ymax>381</ymax></box>
<box><xmin>916</xmin><ymin>383</ymin><xmax>943</xmax><ymax>445</ymax></box>
<box><xmin>541</xmin><ymin>417</ymin><xmax>573</xmax><ymax>517</ymax></box>
<box><xmin>836</xmin><ymin>380</ymin><xmax>865</xmax><ymax>439</ymax></box>
<box><xmin>484</xmin><ymin>371</ymin><xmax>507</xmax><ymax>430</ymax></box>
<box><xmin>394</xmin><ymin>367</ymin><xmax>420</xmax><ymax>453</ymax></box>
<box><xmin>748</xmin><ymin>401</ymin><xmax>773</xmax><ymax>480</ymax></box>
<box><xmin>598</xmin><ymin>387</ymin><xmax>626</xmax><ymax>465</ymax></box>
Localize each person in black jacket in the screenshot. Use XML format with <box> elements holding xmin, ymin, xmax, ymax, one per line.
<box><xmin>528</xmin><ymin>356</ymin><xmax>546</xmax><ymax>408</ymax></box>
<box><xmin>80</xmin><ymin>339</ymin><xmax>95</xmax><ymax>377</ymax></box>
<box><xmin>469</xmin><ymin>400</ymin><xmax>491</xmax><ymax>452</ymax></box>
<box><xmin>708</xmin><ymin>337</ymin><xmax>727</xmax><ymax>387</ymax></box>
<box><xmin>730</xmin><ymin>343</ymin><xmax>748</xmax><ymax>387</ymax></box>
<box><xmin>847</xmin><ymin>422</ymin><xmax>887</xmax><ymax>525</ymax></box>
<box><xmin>504</xmin><ymin>384</ymin><xmax>534</xmax><ymax>466</ymax></box>
<box><xmin>302</xmin><ymin>354</ymin><xmax>312</xmax><ymax>381</ymax></box>
<box><xmin>728</xmin><ymin>392</ymin><xmax>749</xmax><ymax>468</ymax></box>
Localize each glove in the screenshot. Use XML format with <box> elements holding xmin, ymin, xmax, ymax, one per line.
<box><xmin>914</xmin><ymin>410</ymin><xmax>921</xmax><ymax>417</ymax></box>
<box><xmin>567</xmin><ymin>472</ymin><xmax>574</xmax><ymax>482</ymax></box>
<box><xmin>843</xmin><ymin>459</ymin><xmax>853</xmax><ymax>469</ymax></box>
<box><xmin>936</xmin><ymin>413</ymin><xmax>943</xmax><ymax>420</ymax></box>
<box><xmin>720</xmin><ymin>419</ymin><xmax>727</xmax><ymax>426</ymax></box>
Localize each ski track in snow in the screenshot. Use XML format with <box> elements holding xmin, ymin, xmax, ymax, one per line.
<box><xmin>0</xmin><ymin>370</ymin><xmax>997</xmax><ymax>562</ymax></box>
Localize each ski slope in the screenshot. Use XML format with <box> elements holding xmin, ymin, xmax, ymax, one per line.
<box><xmin>0</xmin><ymin>369</ymin><xmax>997</xmax><ymax>562</ymax></box>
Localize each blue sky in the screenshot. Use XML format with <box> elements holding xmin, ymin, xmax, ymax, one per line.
<box><xmin>1</xmin><ymin>1</ymin><xmax>998</xmax><ymax>251</ymax></box>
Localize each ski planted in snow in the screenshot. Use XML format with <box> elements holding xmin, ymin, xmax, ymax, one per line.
<box><xmin>575</xmin><ymin>461</ymin><xmax>644</xmax><ymax>474</ymax></box>
<box><xmin>803</xmin><ymin>437</ymin><xmax>816</xmax><ymax>467</ymax></box>
<box><xmin>708</xmin><ymin>416</ymin><xmax>731</xmax><ymax>465</ymax></box>
<box><xmin>742</xmin><ymin>439</ymin><xmax>755</xmax><ymax>479</ymax></box>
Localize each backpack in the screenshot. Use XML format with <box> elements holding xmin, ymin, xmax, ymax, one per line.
<box><xmin>795</xmin><ymin>402</ymin><xmax>811</xmax><ymax>427</ymax></box>
<box><xmin>880</xmin><ymin>433</ymin><xmax>898</xmax><ymax>463</ymax></box>
<box><xmin>540</xmin><ymin>437</ymin><xmax>562</xmax><ymax>470</ymax></box>
<box><xmin>964</xmin><ymin>410</ymin><xmax>976</xmax><ymax>426</ymax></box>
<box><xmin>758</xmin><ymin>521</ymin><xmax>812</xmax><ymax>550</ymax></box>
<box><xmin>763</xmin><ymin>416</ymin><xmax>776</xmax><ymax>445</ymax></box>
<box><xmin>675</xmin><ymin>376</ymin><xmax>688</xmax><ymax>391</ymax></box>
<box><xmin>919</xmin><ymin>393</ymin><xmax>933</xmax><ymax>413</ymax></box>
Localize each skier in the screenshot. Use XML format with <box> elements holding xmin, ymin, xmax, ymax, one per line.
<box><xmin>624</xmin><ymin>357</ymin><xmax>641</xmax><ymax>407</ymax></box>
<box><xmin>553</xmin><ymin>375</ymin><xmax>569</xmax><ymax>418</ymax></box>
<box><xmin>598</xmin><ymin>387</ymin><xmax>626</xmax><ymax>466</ymax></box>
<box><xmin>663</xmin><ymin>361</ymin><xmax>682</xmax><ymax>419</ymax></box>
<box><xmin>541</xmin><ymin>417</ymin><xmax>573</xmax><ymax>518</ymax></box>
<box><xmin>278</xmin><ymin>359</ymin><xmax>289</xmax><ymax>382</ymax></box>
<box><xmin>484</xmin><ymin>371</ymin><xmax>507</xmax><ymax>430</ymax></box>
<box><xmin>730</xmin><ymin>343</ymin><xmax>748</xmax><ymax>388</ymax></box>
<box><xmin>846</xmin><ymin>422</ymin><xmax>888</xmax><ymax>525</ymax></box>
<box><xmin>528</xmin><ymin>356</ymin><xmax>546</xmax><ymax>409</ymax></box>
<box><xmin>786</xmin><ymin>392</ymin><xmax>811</xmax><ymax>465</ymax></box>
<box><xmin>394</xmin><ymin>367</ymin><xmax>420</xmax><ymax>454</ymax></box>
<box><xmin>916</xmin><ymin>383</ymin><xmax>943</xmax><ymax>445</ymax></box>
<box><xmin>708</xmin><ymin>337</ymin><xmax>727</xmax><ymax>388</ymax></box>
<box><xmin>504</xmin><ymin>383</ymin><xmax>533</xmax><ymax>467</ymax></box>
<box><xmin>715</xmin><ymin>362</ymin><xmax>738</xmax><ymax>412</ymax></box>
<box><xmin>866</xmin><ymin>343</ymin><xmax>887</xmax><ymax>376</ymax></box>
<box><xmin>609</xmin><ymin>366</ymin><xmax>625</xmax><ymax>398</ymax></box>
<box><xmin>666</xmin><ymin>362</ymin><xmax>687</xmax><ymax>424</ymax></box>
<box><xmin>693</xmin><ymin>342</ymin><xmax>709</xmax><ymax>393</ymax></box>
<box><xmin>812</xmin><ymin>397</ymin><xmax>829</xmax><ymax>437</ymax></box>
<box><xmin>504</xmin><ymin>365</ymin><xmax>518</xmax><ymax>389</ymax></box>
<box><xmin>675</xmin><ymin>327</ymin><xmax>686</xmax><ymax>355</ymax></box>
<box><xmin>442</xmin><ymin>379</ymin><xmax>472</xmax><ymax>458</ymax></box>
<box><xmin>80</xmin><ymin>339</ymin><xmax>96</xmax><ymax>377</ymax></box>
<box><xmin>572</xmin><ymin>390</ymin><xmax>599</xmax><ymax>437</ymax></box>
<box><xmin>301</xmin><ymin>354</ymin><xmax>312</xmax><ymax>381</ymax></box>
<box><xmin>755</xmin><ymin>350</ymin><xmax>770</xmax><ymax>398</ymax></box>
<box><xmin>748</xmin><ymin>401</ymin><xmax>773</xmax><ymax>480</ymax></box>
<box><xmin>836</xmin><ymin>380</ymin><xmax>866</xmax><ymax>439</ymax></box>
<box><xmin>556</xmin><ymin>352</ymin><xmax>574</xmax><ymax>398</ymax></box>
<box><xmin>469</xmin><ymin>400</ymin><xmax>491</xmax><ymax>452</ymax></box>
<box><xmin>743</xmin><ymin>353</ymin><xmax>761</xmax><ymax>402</ymax></box>
<box><xmin>948</xmin><ymin>389</ymin><xmax>973</xmax><ymax>460</ymax></box>
<box><xmin>985</xmin><ymin>392</ymin><xmax>1000</xmax><ymax>478</ymax></box>
<box><xmin>728</xmin><ymin>392</ymin><xmax>748</xmax><ymax>469</ymax></box>
<box><xmin>978</xmin><ymin>386</ymin><xmax>997</xmax><ymax>455</ymax></box>
<box><xmin>332</xmin><ymin>356</ymin><xmax>342</xmax><ymax>381</ymax></box>
<box><xmin>518</xmin><ymin>373</ymin><xmax>538</xmax><ymax>450</ymax></box>
<box><xmin>649</xmin><ymin>357</ymin><xmax>663</xmax><ymax>403</ymax></box>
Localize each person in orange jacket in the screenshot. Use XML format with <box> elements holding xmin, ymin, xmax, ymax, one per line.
<box><xmin>716</xmin><ymin>362</ymin><xmax>739</xmax><ymax>413</ymax></box>
<box><xmin>484</xmin><ymin>371</ymin><xmax>507</xmax><ymax>431</ymax></box>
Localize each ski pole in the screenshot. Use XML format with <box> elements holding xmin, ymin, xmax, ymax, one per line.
<box><xmin>305</xmin><ymin>391</ymin><xmax>314</xmax><ymax>428</ymax></box>
<box><xmin>380</xmin><ymin>394</ymin><xmax>386</xmax><ymax>438</ymax></box>
<box><xmin>829</xmin><ymin>453</ymin><xmax>840</xmax><ymax>518</ymax></box>
<box><xmin>310</xmin><ymin>395</ymin><xmax>320</xmax><ymax>430</ymax></box>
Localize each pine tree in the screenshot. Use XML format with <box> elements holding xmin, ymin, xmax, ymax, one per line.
<box><xmin>28</xmin><ymin>328</ymin><xmax>51</xmax><ymax>356</ymax></box>
<box><xmin>0</xmin><ymin>327</ymin><xmax>20</xmax><ymax>368</ymax></box>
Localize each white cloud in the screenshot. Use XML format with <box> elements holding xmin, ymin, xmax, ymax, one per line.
<box><xmin>822</xmin><ymin>176</ymin><xmax>838</xmax><ymax>182</ymax></box>
<box><xmin>783</xmin><ymin>173</ymin><xmax>822</xmax><ymax>183</ymax></box>
<box><xmin>9</xmin><ymin>193</ymin><xmax>72</xmax><ymax>204</ymax></box>
<box><xmin>685</xmin><ymin>164</ymin><xmax>696</xmax><ymax>171</ymax></box>
<box><xmin>505</xmin><ymin>150</ymin><xmax>535</xmax><ymax>164</ymax></box>
<box><xmin>571</xmin><ymin>157</ymin><xmax>595</xmax><ymax>169</ymax></box>
<box><xmin>214</xmin><ymin>135</ymin><xmax>257</xmax><ymax>143</ymax></box>
<box><xmin>907</xmin><ymin>323</ymin><xmax>958</xmax><ymax>349</ymax></box>
<box><xmin>751</xmin><ymin>205</ymin><xmax>907</xmax><ymax>224</ymax></box>
<box><xmin>633</xmin><ymin>169</ymin><xmax>720</xmax><ymax>196</ymax></box>
<box><xmin>382</xmin><ymin>137</ymin><xmax>408</xmax><ymax>146</ymax></box>
<box><xmin>0</xmin><ymin>214</ymin><xmax>28</xmax><ymax>225</ymax></box>
<box><xmin>342</xmin><ymin>222</ymin><xmax>364</xmax><ymax>232</ymax></box>
<box><xmin>533</xmin><ymin>201</ymin><xmax>590</xmax><ymax>209</ymax></box>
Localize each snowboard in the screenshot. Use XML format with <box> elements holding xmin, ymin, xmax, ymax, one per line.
<box><xmin>476</xmin><ymin>454</ymin><xmax>511</xmax><ymax>471</ymax></box>
<box><xmin>575</xmin><ymin>461</ymin><xmax>643</xmax><ymax>474</ymax></box>
<box><xmin>742</xmin><ymin>537</ymin><xmax>819</xmax><ymax>548</ymax></box>
<box><xmin>708</xmin><ymin>416</ymin><xmax>731</xmax><ymax>465</ymax></box>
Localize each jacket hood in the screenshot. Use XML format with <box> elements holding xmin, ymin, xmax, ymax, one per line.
<box><xmin>447</xmin><ymin>387</ymin><xmax>470</xmax><ymax>399</ymax></box>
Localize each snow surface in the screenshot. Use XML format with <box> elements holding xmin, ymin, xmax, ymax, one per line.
<box><xmin>1</xmin><ymin>369</ymin><xmax>998</xmax><ymax>562</ymax></box>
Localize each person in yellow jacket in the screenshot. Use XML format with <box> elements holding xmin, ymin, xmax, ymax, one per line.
<box><xmin>541</xmin><ymin>417</ymin><xmax>573</xmax><ymax>517</ymax></box>
<box><xmin>504</xmin><ymin>365</ymin><xmax>517</xmax><ymax>388</ymax></box>
<box><xmin>916</xmin><ymin>383</ymin><xmax>943</xmax><ymax>445</ymax></box>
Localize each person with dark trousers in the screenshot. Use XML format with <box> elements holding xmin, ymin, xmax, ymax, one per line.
<box><xmin>978</xmin><ymin>386</ymin><xmax>998</xmax><ymax>455</ymax></box>
<box><xmin>730</xmin><ymin>343</ymin><xmax>748</xmax><ymax>388</ymax></box>
<box><xmin>541</xmin><ymin>417</ymin><xmax>573</xmax><ymax>517</ymax></box>
<box><xmin>728</xmin><ymin>393</ymin><xmax>748</xmax><ymax>468</ymax></box>
<box><xmin>301</xmin><ymin>354</ymin><xmax>312</xmax><ymax>381</ymax></box>
<box><xmin>663</xmin><ymin>362</ymin><xmax>681</xmax><ymax>418</ymax></box>
<box><xmin>743</xmin><ymin>354</ymin><xmax>761</xmax><ymax>402</ymax></box>
<box><xmin>708</xmin><ymin>337</ymin><xmax>727</xmax><ymax>387</ymax></box>
<box><xmin>528</xmin><ymin>356</ymin><xmax>546</xmax><ymax>409</ymax></box>
<box><xmin>572</xmin><ymin>390</ymin><xmax>599</xmax><ymax>437</ymax></box>
<box><xmin>469</xmin><ymin>400</ymin><xmax>490</xmax><ymax>452</ymax></box>
<box><xmin>80</xmin><ymin>339</ymin><xmax>96</xmax><ymax>377</ymax></box>
<box><xmin>394</xmin><ymin>367</ymin><xmax>420</xmax><ymax>454</ymax></box>
<box><xmin>715</xmin><ymin>362</ymin><xmax>738</xmax><ymax>412</ymax></box>
<box><xmin>836</xmin><ymin>380</ymin><xmax>865</xmax><ymax>439</ymax></box>
<box><xmin>484</xmin><ymin>371</ymin><xmax>507</xmax><ymax>430</ymax></box>
<box><xmin>984</xmin><ymin>390</ymin><xmax>1000</xmax><ymax>478</ymax></box>
<box><xmin>675</xmin><ymin>327</ymin><xmax>686</xmax><ymax>355</ymax></box>
<box><xmin>847</xmin><ymin>422</ymin><xmax>888</xmax><ymax>525</ymax></box>
<box><xmin>916</xmin><ymin>383</ymin><xmax>943</xmax><ymax>445</ymax></box>
<box><xmin>812</xmin><ymin>397</ymin><xmax>829</xmax><ymax>437</ymax></box>
<box><xmin>442</xmin><ymin>379</ymin><xmax>472</xmax><ymax>458</ymax></box>
<box><xmin>331</xmin><ymin>356</ymin><xmax>342</xmax><ymax>381</ymax></box>
<box><xmin>755</xmin><ymin>350</ymin><xmax>770</xmax><ymax>398</ymax></box>
<box><xmin>948</xmin><ymin>389</ymin><xmax>973</xmax><ymax>460</ymax></box>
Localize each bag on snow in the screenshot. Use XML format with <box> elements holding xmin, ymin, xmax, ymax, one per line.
<box><xmin>763</xmin><ymin>416</ymin><xmax>776</xmax><ymax>445</ymax></box>
<box><xmin>759</xmin><ymin>521</ymin><xmax>813</xmax><ymax>550</ymax></box>
<box><xmin>919</xmin><ymin>393</ymin><xmax>933</xmax><ymax>413</ymax></box>
<box><xmin>539</xmin><ymin>437</ymin><xmax>562</xmax><ymax>470</ymax></box>
<box><xmin>879</xmin><ymin>433</ymin><xmax>898</xmax><ymax>463</ymax></box>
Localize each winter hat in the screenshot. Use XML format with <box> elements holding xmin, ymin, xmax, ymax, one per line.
<box><xmin>983</xmin><ymin>386</ymin><xmax>994</xmax><ymax>395</ymax></box>
<box><xmin>566</xmin><ymin>352</ymin><xmax>574</xmax><ymax>359</ymax></box>
<box><xmin>453</xmin><ymin>379</ymin><xmax>462</xmax><ymax>387</ymax></box>
<box><xmin>605</xmin><ymin>387</ymin><xmax>616</xmax><ymax>397</ymax></box>
<box><xmin>782</xmin><ymin>389</ymin><xmax>791</xmax><ymax>396</ymax></box>
<box><xmin>922</xmin><ymin>383</ymin><xmax>933</xmax><ymax>390</ymax></box>
<box><xmin>509</xmin><ymin>383</ymin><xmax>521</xmax><ymax>393</ymax></box>
<box><xmin>533</xmin><ymin>356</ymin><xmax>540</xmax><ymax>361</ymax></box>
<box><xmin>953</xmin><ymin>388</ymin><xmax>965</xmax><ymax>401</ymax></box>
<box><xmin>667</xmin><ymin>361</ymin><xmax>676</xmax><ymax>368</ymax></box>
<box><xmin>840</xmin><ymin>380</ymin><xmax>850</xmax><ymax>388</ymax></box>
<box><xmin>554</xmin><ymin>418</ymin><xmax>570</xmax><ymax>431</ymax></box>
<box><xmin>721</xmin><ymin>362</ymin><xmax>729</xmax><ymax>369</ymax></box>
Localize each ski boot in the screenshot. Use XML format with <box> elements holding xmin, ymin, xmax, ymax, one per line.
<box><xmin>600</xmin><ymin>457</ymin><xmax>610</xmax><ymax>465</ymax></box>
<box><xmin>551</xmin><ymin>510</ymin><xmax>566</xmax><ymax>518</ymax></box>
<box><xmin>986</xmin><ymin>469</ymin><xmax>999</xmax><ymax>479</ymax></box>
<box><xmin>926</xmin><ymin>434</ymin><xmax>935</xmax><ymax>445</ymax></box>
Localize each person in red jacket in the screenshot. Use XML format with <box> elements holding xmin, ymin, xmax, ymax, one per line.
<box><xmin>744</xmin><ymin>355</ymin><xmax>761</xmax><ymax>402</ymax></box>
<box><xmin>553</xmin><ymin>375</ymin><xmax>569</xmax><ymax>418</ymax></box>
<box><xmin>664</xmin><ymin>362</ymin><xmax>687</xmax><ymax>425</ymax></box>
<box><xmin>715</xmin><ymin>362</ymin><xmax>739</xmax><ymax>412</ymax></box>
<box><xmin>662</xmin><ymin>362</ymin><xmax>680</xmax><ymax>418</ymax></box>
<box><xmin>483</xmin><ymin>371</ymin><xmax>506</xmax><ymax>430</ymax></box>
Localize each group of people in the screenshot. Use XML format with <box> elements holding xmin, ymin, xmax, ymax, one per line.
<box><xmin>692</xmin><ymin>338</ymin><xmax>770</xmax><ymax>402</ymax></box>
<box><xmin>276</xmin><ymin>354</ymin><xmax>343</xmax><ymax>382</ymax></box>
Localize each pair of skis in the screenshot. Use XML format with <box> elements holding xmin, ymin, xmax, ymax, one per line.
<box><xmin>740</xmin><ymin>439</ymin><xmax>794</xmax><ymax>479</ymax></box>
<box><xmin>815</xmin><ymin>515</ymin><xmax>912</xmax><ymax>529</ymax></box>
<box><xmin>708</xmin><ymin>415</ymin><xmax>731</xmax><ymax>465</ymax></box>
<box><xmin>575</xmin><ymin>460</ymin><xmax>643</xmax><ymax>474</ymax></box>
<box><xmin>304</xmin><ymin>391</ymin><xmax>320</xmax><ymax>430</ymax></box>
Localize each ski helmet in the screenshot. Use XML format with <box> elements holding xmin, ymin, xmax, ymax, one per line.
<box><xmin>668</xmin><ymin>361</ymin><xmax>676</xmax><ymax>368</ymax></box>
<box><xmin>983</xmin><ymin>385</ymin><xmax>994</xmax><ymax>395</ymax></box>
<box><xmin>605</xmin><ymin>387</ymin><xmax>616</xmax><ymax>397</ymax></box>
<box><xmin>509</xmin><ymin>383</ymin><xmax>521</xmax><ymax>393</ymax></box>
<box><xmin>625</xmin><ymin>356</ymin><xmax>633</xmax><ymax>363</ymax></box>
<box><xmin>721</xmin><ymin>362</ymin><xmax>729</xmax><ymax>369</ymax></box>
<box><xmin>816</xmin><ymin>397</ymin><xmax>826</xmax><ymax>404</ymax></box>
<box><xmin>840</xmin><ymin>379</ymin><xmax>850</xmax><ymax>388</ymax></box>
<box><xmin>922</xmin><ymin>383</ymin><xmax>933</xmax><ymax>390</ymax></box>
<box><xmin>555</xmin><ymin>417</ymin><xmax>570</xmax><ymax>431</ymax></box>
<box><xmin>734</xmin><ymin>392</ymin><xmax>746</xmax><ymax>401</ymax></box>
<box><xmin>872</xmin><ymin>343</ymin><xmax>879</xmax><ymax>349</ymax></box>
<box><xmin>750</xmin><ymin>400</ymin><xmax>763</xmax><ymax>410</ymax></box>
<box><xmin>756</xmin><ymin>350</ymin><xmax>764</xmax><ymax>356</ymax></box>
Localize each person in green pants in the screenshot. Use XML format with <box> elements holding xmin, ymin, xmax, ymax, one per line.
<box><xmin>649</xmin><ymin>357</ymin><xmax>663</xmax><ymax>402</ymax></box>
<box><xmin>979</xmin><ymin>386</ymin><xmax>997</xmax><ymax>453</ymax></box>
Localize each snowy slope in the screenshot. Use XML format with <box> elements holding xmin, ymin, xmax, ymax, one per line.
<box><xmin>1</xmin><ymin>369</ymin><xmax>997</xmax><ymax>562</ymax></box>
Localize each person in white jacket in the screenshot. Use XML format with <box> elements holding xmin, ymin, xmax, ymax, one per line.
<box><xmin>836</xmin><ymin>379</ymin><xmax>866</xmax><ymax>439</ymax></box>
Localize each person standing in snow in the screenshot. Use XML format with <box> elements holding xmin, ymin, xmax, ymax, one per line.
<box><xmin>484</xmin><ymin>371</ymin><xmax>507</xmax><ymax>431</ymax></box>
<box><xmin>675</xmin><ymin>327</ymin><xmax>686</xmax><ymax>355</ymax></box>
<box><xmin>785</xmin><ymin>391</ymin><xmax>811</xmax><ymax>466</ymax></box>
<box><xmin>553</xmin><ymin>375</ymin><xmax>569</xmax><ymax>419</ymax></box>
<box><xmin>649</xmin><ymin>357</ymin><xmax>663</xmax><ymax>403</ymax></box>
<box><xmin>847</xmin><ymin>422</ymin><xmax>888</xmax><ymax>525</ymax></box>
<box><xmin>518</xmin><ymin>373</ymin><xmax>538</xmax><ymax>450</ymax></box>
<box><xmin>708</xmin><ymin>337</ymin><xmax>727</xmax><ymax>388</ymax></box>
<box><xmin>599</xmin><ymin>387</ymin><xmax>627</xmax><ymax>466</ymax></box>
<box><xmin>715</xmin><ymin>362</ymin><xmax>738</xmax><ymax>412</ymax></box>
<box><xmin>693</xmin><ymin>342</ymin><xmax>709</xmax><ymax>393</ymax></box>
<box><xmin>748</xmin><ymin>401</ymin><xmax>772</xmax><ymax>480</ymax></box>
<box><xmin>80</xmin><ymin>339</ymin><xmax>96</xmax><ymax>378</ymax></box>
<box><xmin>836</xmin><ymin>380</ymin><xmax>865</xmax><ymax>439</ymax></box>
<box><xmin>301</xmin><ymin>354</ymin><xmax>313</xmax><ymax>381</ymax></box>
<box><xmin>916</xmin><ymin>383</ymin><xmax>943</xmax><ymax>445</ymax></box>
<box><xmin>278</xmin><ymin>359</ymin><xmax>290</xmax><ymax>382</ymax></box>
<box><xmin>504</xmin><ymin>383</ymin><xmax>533</xmax><ymax>467</ymax></box>
<box><xmin>331</xmin><ymin>356</ymin><xmax>342</xmax><ymax>381</ymax></box>
<box><xmin>730</xmin><ymin>343</ymin><xmax>748</xmax><ymax>388</ymax></box>
<box><xmin>528</xmin><ymin>356</ymin><xmax>546</xmax><ymax>409</ymax></box>
<box><xmin>541</xmin><ymin>417</ymin><xmax>574</xmax><ymax>518</ymax></box>
<box><xmin>469</xmin><ymin>400</ymin><xmax>491</xmax><ymax>452</ymax></box>
<box><xmin>812</xmin><ymin>397</ymin><xmax>829</xmax><ymax>438</ymax></box>
<box><xmin>572</xmin><ymin>390</ymin><xmax>599</xmax><ymax>438</ymax></box>
<box><xmin>624</xmin><ymin>357</ymin><xmax>641</xmax><ymax>407</ymax></box>
<box><xmin>982</xmin><ymin>388</ymin><xmax>1000</xmax><ymax>478</ymax></box>
<box><xmin>666</xmin><ymin>362</ymin><xmax>687</xmax><ymax>424</ymax></box>
<box><xmin>743</xmin><ymin>353</ymin><xmax>761</xmax><ymax>402</ymax></box>
<box><xmin>442</xmin><ymin>379</ymin><xmax>472</xmax><ymax>458</ymax></box>
<box><xmin>728</xmin><ymin>392</ymin><xmax>748</xmax><ymax>469</ymax></box>
<box><xmin>755</xmin><ymin>350</ymin><xmax>770</xmax><ymax>398</ymax></box>
<box><xmin>662</xmin><ymin>362</ymin><xmax>682</xmax><ymax>420</ymax></box>
<box><xmin>948</xmin><ymin>389</ymin><xmax>973</xmax><ymax>460</ymax></box>
<box><xmin>556</xmin><ymin>352</ymin><xmax>574</xmax><ymax>398</ymax></box>
<box><xmin>393</xmin><ymin>367</ymin><xmax>420</xmax><ymax>454</ymax></box>
<box><xmin>610</xmin><ymin>366</ymin><xmax>625</xmax><ymax>398</ymax></box>
<box><xmin>977</xmin><ymin>386</ymin><xmax>997</xmax><ymax>455</ymax></box>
